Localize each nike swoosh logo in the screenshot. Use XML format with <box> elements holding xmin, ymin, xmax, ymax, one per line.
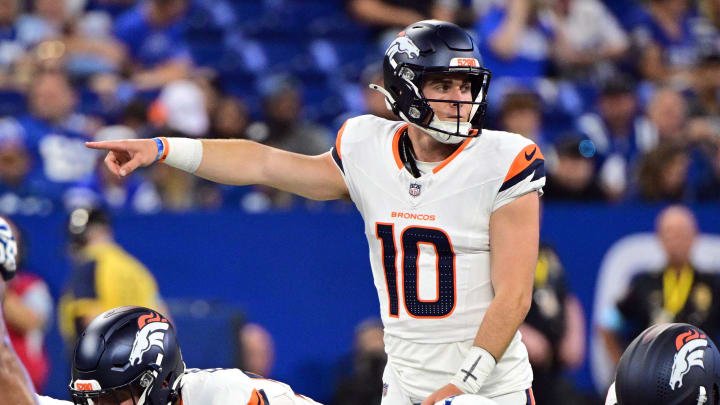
<box><xmin>525</xmin><ymin>148</ymin><xmax>536</xmax><ymax>161</ymax></box>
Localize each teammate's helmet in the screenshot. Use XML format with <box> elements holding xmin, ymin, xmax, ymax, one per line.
<box><xmin>615</xmin><ymin>323</ymin><xmax>720</xmax><ymax>405</ymax></box>
<box><xmin>373</xmin><ymin>20</ymin><xmax>491</xmax><ymax>144</ymax></box>
<box><xmin>69</xmin><ymin>306</ymin><xmax>185</xmax><ymax>405</ymax></box>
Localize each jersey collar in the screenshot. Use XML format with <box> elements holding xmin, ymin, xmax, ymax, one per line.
<box><xmin>392</xmin><ymin>124</ymin><xmax>473</xmax><ymax>176</ymax></box>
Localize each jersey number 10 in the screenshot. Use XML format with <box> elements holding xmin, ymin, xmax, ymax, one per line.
<box><xmin>376</xmin><ymin>223</ymin><xmax>456</xmax><ymax>318</ymax></box>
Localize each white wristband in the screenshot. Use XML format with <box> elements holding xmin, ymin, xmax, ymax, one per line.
<box><xmin>449</xmin><ymin>346</ymin><xmax>497</xmax><ymax>394</ymax></box>
<box><xmin>163</xmin><ymin>138</ymin><xmax>203</xmax><ymax>173</ymax></box>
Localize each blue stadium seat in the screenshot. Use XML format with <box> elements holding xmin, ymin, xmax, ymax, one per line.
<box><xmin>232</xmin><ymin>0</ymin><xmax>265</xmax><ymax>25</ymax></box>
<box><xmin>77</xmin><ymin>89</ymin><xmax>103</xmax><ymax>116</ymax></box>
<box><xmin>0</xmin><ymin>90</ymin><xmax>26</xmax><ymax>117</ymax></box>
<box><xmin>258</xmin><ymin>39</ymin><xmax>311</xmax><ymax>71</ymax></box>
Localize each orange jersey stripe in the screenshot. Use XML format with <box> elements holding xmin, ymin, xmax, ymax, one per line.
<box><xmin>392</xmin><ymin>124</ymin><xmax>409</xmax><ymax>170</ymax></box>
<box><xmin>335</xmin><ymin>120</ymin><xmax>348</xmax><ymax>159</ymax></box>
<box><xmin>504</xmin><ymin>144</ymin><xmax>544</xmax><ymax>182</ymax></box>
<box><xmin>432</xmin><ymin>137</ymin><xmax>472</xmax><ymax>174</ymax></box>
<box><xmin>247</xmin><ymin>389</ymin><xmax>266</xmax><ymax>405</ymax></box>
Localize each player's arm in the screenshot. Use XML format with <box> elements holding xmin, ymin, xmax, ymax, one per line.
<box><xmin>0</xmin><ymin>289</ymin><xmax>38</xmax><ymax>405</ymax></box>
<box><xmin>0</xmin><ymin>218</ymin><xmax>40</xmax><ymax>405</ymax></box>
<box><xmin>422</xmin><ymin>192</ymin><xmax>539</xmax><ymax>405</ymax></box>
<box><xmin>85</xmin><ymin>139</ymin><xmax>349</xmax><ymax>201</ymax></box>
<box><xmin>475</xmin><ymin>191</ymin><xmax>538</xmax><ymax>356</ymax></box>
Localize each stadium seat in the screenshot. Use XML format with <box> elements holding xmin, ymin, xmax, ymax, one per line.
<box><xmin>0</xmin><ymin>91</ymin><xmax>26</xmax><ymax>117</ymax></box>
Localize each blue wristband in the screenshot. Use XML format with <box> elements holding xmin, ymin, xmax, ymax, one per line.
<box><xmin>153</xmin><ymin>138</ymin><xmax>164</xmax><ymax>162</ymax></box>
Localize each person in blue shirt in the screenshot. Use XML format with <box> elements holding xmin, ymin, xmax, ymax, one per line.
<box><xmin>16</xmin><ymin>70</ymin><xmax>100</xmax><ymax>203</ymax></box>
<box><xmin>475</xmin><ymin>0</ymin><xmax>556</xmax><ymax>115</ymax></box>
<box><xmin>631</xmin><ymin>0</ymin><xmax>699</xmax><ymax>86</ymax></box>
<box><xmin>113</xmin><ymin>0</ymin><xmax>192</xmax><ymax>90</ymax></box>
<box><xmin>476</xmin><ymin>0</ymin><xmax>555</xmax><ymax>82</ymax></box>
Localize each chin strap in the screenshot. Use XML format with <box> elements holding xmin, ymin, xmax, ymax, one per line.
<box><xmin>368</xmin><ymin>84</ymin><xmax>470</xmax><ymax>145</ymax></box>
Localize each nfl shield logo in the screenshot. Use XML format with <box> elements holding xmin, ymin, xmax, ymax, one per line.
<box><xmin>409</xmin><ymin>183</ymin><xmax>421</xmax><ymax>197</ymax></box>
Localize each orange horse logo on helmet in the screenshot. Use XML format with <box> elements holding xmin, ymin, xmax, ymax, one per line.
<box><xmin>669</xmin><ymin>329</ymin><xmax>708</xmax><ymax>390</ymax></box>
<box><xmin>129</xmin><ymin>312</ymin><xmax>169</xmax><ymax>366</ymax></box>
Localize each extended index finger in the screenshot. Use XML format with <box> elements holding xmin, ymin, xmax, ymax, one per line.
<box><xmin>85</xmin><ymin>141</ymin><xmax>130</xmax><ymax>151</ymax></box>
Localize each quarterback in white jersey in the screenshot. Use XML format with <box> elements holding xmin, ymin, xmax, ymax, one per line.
<box><xmin>332</xmin><ymin>115</ymin><xmax>542</xmax><ymax>403</ymax></box>
<box><xmin>86</xmin><ymin>20</ymin><xmax>543</xmax><ymax>405</ymax></box>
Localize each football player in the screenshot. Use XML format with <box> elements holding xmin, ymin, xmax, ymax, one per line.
<box><xmin>86</xmin><ymin>20</ymin><xmax>544</xmax><ymax>405</ymax></box>
<box><xmin>0</xmin><ymin>305</ymin><xmax>322</xmax><ymax>405</ymax></box>
<box><xmin>0</xmin><ymin>218</ymin><xmax>320</xmax><ymax>405</ymax></box>
<box><xmin>605</xmin><ymin>323</ymin><xmax>720</xmax><ymax>405</ymax></box>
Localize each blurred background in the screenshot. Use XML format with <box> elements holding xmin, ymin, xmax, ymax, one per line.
<box><xmin>1</xmin><ymin>0</ymin><xmax>720</xmax><ymax>403</ymax></box>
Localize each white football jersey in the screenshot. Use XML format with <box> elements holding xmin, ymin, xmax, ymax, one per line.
<box><xmin>332</xmin><ymin>115</ymin><xmax>545</xmax><ymax>394</ymax></box>
<box><xmin>36</xmin><ymin>369</ymin><xmax>321</xmax><ymax>405</ymax></box>
<box><xmin>179</xmin><ymin>368</ymin><xmax>321</xmax><ymax>405</ymax></box>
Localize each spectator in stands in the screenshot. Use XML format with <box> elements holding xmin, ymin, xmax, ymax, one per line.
<box><xmin>552</xmin><ymin>0</ymin><xmax>629</xmax><ymax>83</ymax></box>
<box><xmin>1</xmin><ymin>218</ymin><xmax>52</xmax><ymax>393</ymax></box>
<box><xmin>332</xmin><ymin>318</ymin><xmax>386</xmax><ymax>405</ymax></box>
<box><xmin>636</xmin><ymin>142</ymin><xmax>691</xmax><ymax>201</ymax></box>
<box><xmin>0</xmin><ymin>0</ymin><xmax>27</xmax><ymax>83</ymax></box>
<box><xmin>576</xmin><ymin>76</ymin><xmax>648</xmax><ymax>200</ymax></box>
<box><xmin>498</xmin><ymin>90</ymin><xmax>550</xmax><ymax>151</ymax></box>
<box><xmin>688</xmin><ymin>48</ymin><xmax>720</xmax><ymax>119</ymax></box>
<box><xmin>17</xmin><ymin>70</ymin><xmax>101</xmax><ymax>202</ymax></box>
<box><xmin>15</xmin><ymin>0</ymin><xmax>72</xmax><ymax>48</ymax></box>
<box><xmin>521</xmin><ymin>244</ymin><xmax>589</xmax><ymax>404</ymax></box>
<box><xmin>543</xmin><ymin>136</ymin><xmax>605</xmax><ymax>201</ymax></box>
<box><xmin>696</xmin><ymin>139</ymin><xmax>720</xmax><ymax>200</ymax></box>
<box><xmin>646</xmin><ymin>87</ymin><xmax>689</xmax><ymax>144</ymax></box>
<box><xmin>631</xmin><ymin>0</ymin><xmax>698</xmax><ymax>87</ymax></box>
<box><xmin>61</xmin><ymin>10</ymin><xmax>127</xmax><ymax>81</ymax></box>
<box><xmin>238</xmin><ymin>77</ymin><xmax>332</xmax><ymax>210</ymax></box>
<box><xmin>348</xmin><ymin>0</ymin><xmax>457</xmax><ymax>34</ymax></box>
<box><xmin>113</xmin><ymin>0</ymin><xmax>192</xmax><ymax>90</ymax></box>
<box><xmin>476</xmin><ymin>0</ymin><xmax>555</xmax><ymax>84</ymax></box>
<box><xmin>59</xmin><ymin>207</ymin><xmax>168</xmax><ymax>347</ymax></box>
<box><xmin>697</xmin><ymin>0</ymin><xmax>720</xmax><ymax>52</ymax></box>
<box><xmin>598</xmin><ymin>205</ymin><xmax>720</xmax><ymax>366</ymax></box>
<box><xmin>211</xmin><ymin>96</ymin><xmax>250</xmax><ymax>140</ymax></box>
<box><xmin>238</xmin><ymin>323</ymin><xmax>275</xmax><ymax>378</ymax></box>
<box><xmin>64</xmin><ymin>125</ymin><xmax>162</xmax><ymax>213</ymax></box>
<box><xmin>147</xmin><ymin>79</ymin><xmax>218</xmax><ymax>211</ymax></box>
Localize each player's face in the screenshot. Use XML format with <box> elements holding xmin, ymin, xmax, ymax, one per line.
<box><xmin>92</xmin><ymin>386</ymin><xmax>142</xmax><ymax>405</ymax></box>
<box><xmin>422</xmin><ymin>75</ymin><xmax>473</xmax><ymax>122</ymax></box>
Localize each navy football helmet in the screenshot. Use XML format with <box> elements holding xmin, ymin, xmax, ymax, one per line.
<box><xmin>615</xmin><ymin>323</ymin><xmax>720</xmax><ymax>405</ymax></box>
<box><xmin>371</xmin><ymin>20</ymin><xmax>491</xmax><ymax>144</ymax></box>
<box><xmin>69</xmin><ymin>306</ymin><xmax>185</xmax><ymax>405</ymax></box>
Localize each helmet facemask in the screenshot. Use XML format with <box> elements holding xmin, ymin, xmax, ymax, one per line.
<box><xmin>69</xmin><ymin>370</ymin><xmax>155</xmax><ymax>405</ymax></box>
<box><xmin>372</xmin><ymin>63</ymin><xmax>491</xmax><ymax>144</ymax></box>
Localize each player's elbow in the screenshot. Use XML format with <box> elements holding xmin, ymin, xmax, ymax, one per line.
<box><xmin>497</xmin><ymin>288</ymin><xmax>532</xmax><ymax>318</ymax></box>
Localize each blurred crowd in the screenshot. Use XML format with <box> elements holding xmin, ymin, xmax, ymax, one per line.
<box><xmin>0</xmin><ymin>0</ymin><xmax>718</xmax><ymax>217</ymax></box>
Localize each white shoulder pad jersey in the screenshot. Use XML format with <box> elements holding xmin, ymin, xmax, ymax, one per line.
<box><xmin>179</xmin><ymin>369</ymin><xmax>322</xmax><ymax>405</ymax></box>
<box><xmin>332</xmin><ymin>115</ymin><xmax>545</xmax><ymax>342</ymax></box>
<box><xmin>36</xmin><ymin>369</ymin><xmax>321</xmax><ymax>405</ymax></box>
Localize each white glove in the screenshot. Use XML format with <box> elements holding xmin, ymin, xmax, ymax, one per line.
<box><xmin>0</xmin><ymin>217</ymin><xmax>17</xmax><ymax>281</ymax></box>
<box><xmin>435</xmin><ymin>394</ymin><xmax>499</xmax><ymax>405</ymax></box>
